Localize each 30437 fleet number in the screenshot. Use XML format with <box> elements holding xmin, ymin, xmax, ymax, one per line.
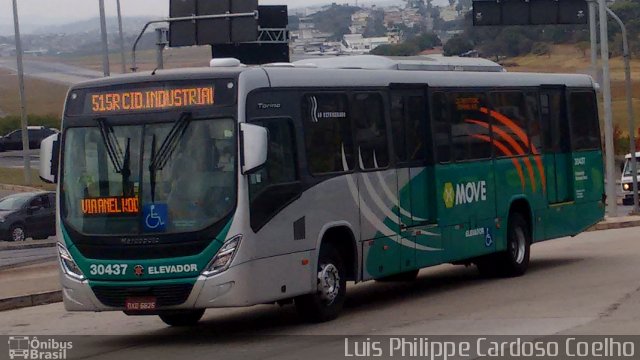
<box><xmin>89</xmin><ymin>264</ymin><xmax>128</xmax><ymax>276</ymax></box>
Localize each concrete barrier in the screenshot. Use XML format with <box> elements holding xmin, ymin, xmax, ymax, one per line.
<box><xmin>0</xmin><ymin>290</ymin><xmax>61</xmax><ymax>312</ymax></box>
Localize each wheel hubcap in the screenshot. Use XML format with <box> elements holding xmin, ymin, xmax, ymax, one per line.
<box><xmin>317</xmin><ymin>263</ymin><xmax>340</xmax><ymax>304</ymax></box>
<box><xmin>12</xmin><ymin>227</ymin><xmax>24</xmax><ymax>242</ymax></box>
<box><xmin>511</xmin><ymin>228</ymin><xmax>526</xmax><ymax>264</ymax></box>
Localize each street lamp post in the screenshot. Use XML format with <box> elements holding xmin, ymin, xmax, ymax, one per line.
<box><xmin>116</xmin><ymin>0</ymin><xmax>126</xmax><ymax>74</ymax></box>
<box><xmin>606</xmin><ymin>7</ymin><xmax>639</xmax><ymax>214</ymax></box>
<box><xmin>12</xmin><ymin>0</ymin><xmax>31</xmax><ymax>185</ymax></box>
<box><xmin>598</xmin><ymin>0</ymin><xmax>617</xmax><ymax>217</ymax></box>
<box><xmin>99</xmin><ymin>0</ymin><xmax>110</xmax><ymax>77</ymax></box>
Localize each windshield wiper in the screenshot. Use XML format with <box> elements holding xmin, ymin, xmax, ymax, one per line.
<box><xmin>96</xmin><ymin>118</ymin><xmax>133</xmax><ymax>197</ymax></box>
<box><xmin>149</xmin><ymin>112</ymin><xmax>192</xmax><ymax>172</ymax></box>
<box><xmin>96</xmin><ymin>118</ymin><xmax>124</xmax><ymax>173</ymax></box>
<box><xmin>148</xmin><ymin>112</ymin><xmax>193</xmax><ymax>202</ymax></box>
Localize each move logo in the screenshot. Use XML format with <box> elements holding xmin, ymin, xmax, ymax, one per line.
<box><xmin>443</xmin><ymin>181</ymin><xmax>487</xmax><ymax>208</ymax></box>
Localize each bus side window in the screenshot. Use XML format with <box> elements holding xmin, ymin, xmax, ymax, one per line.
<box><xmin>448</xmin><ymin>92</ymin><xmax>492</xmax><ymax>161</ymax></box>
<box><xmin>569</xmin><ymin>92</ymin><xmax>600</xmax><ymax>151</ymax></box>
<box><xmin>391</xmin><ymin>94</ymin><xmax>429</xmax><ymax>164</ymax></box>
<box><xmin>526</xmin><ymin>92</ymin><xmax>542</xmax><ymax>153</ymax></box>
<box><xmin>489</xmin><ymin>91</ymin><xmax>531</xmax><ymax>156</ymax></box>
<box><xmin>352</xmin><ymin>92</ymin><xmax>389</xmax><ymax>169</ymax></box>
<box><xmin>249</xmin><ymin>119</ymin><xmax>300</xmax><ymax>231</ymax></box>
<box><xmin>301</xmin><ymin>93</ymin><xmax>354</xmax><ymax>174</ymax></box>
<box><xmin>540</xmin><ymin>92</ymin><xmax>570</xmax><ymax>153</ymax></box>
<box><xmin>432</xmin><ymin>92</ymin><xmax>451</xmax><ymax>163</ymax></box>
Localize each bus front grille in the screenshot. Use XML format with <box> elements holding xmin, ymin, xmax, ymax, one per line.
<box><xmin>92</xmin><ymin>284</ymin><xmax>194</xmax><ymax>308</ymax></box>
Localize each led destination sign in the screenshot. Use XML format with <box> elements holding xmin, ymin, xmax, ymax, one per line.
<box><xmin>90</xmin><ymin>86</ymin><xmax>215</xmax><ymax>114</ymax></box>
<box><xmin>81</xmin><ymin>197</ymin><xmax>140</xmax><ymax>216</ymax></box>
<box><xmin>65</xmin><ymin>79</ymin><xmax>236</xmax><ymax>116</ymax></box>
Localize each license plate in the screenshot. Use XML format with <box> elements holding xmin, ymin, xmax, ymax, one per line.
<box><xmin>125</xmin><ymin>297</ymin><xmax>157</xmax><ymax>311</ymax></box>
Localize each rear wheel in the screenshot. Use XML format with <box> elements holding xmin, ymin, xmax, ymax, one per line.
<box><xmin>295</xmin><ymin>245</ymin><xmax>346</xmax><ymax>323</ymax></box>
<box><xmin>158</xmin><ymin>309</ymin><xmax>205</xmax><ymax>327</ymax></box>
<box><xmin>476</xmin><ymin>213</ymin><xmax>530</xmax><ymax>277</ymax></box>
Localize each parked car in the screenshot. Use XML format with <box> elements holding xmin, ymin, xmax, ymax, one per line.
<box><xmin>0</xmin><ymin>192</ymin><xmax>56</xmax><ymax>242</ymax></box>
<box><xmin>0</xmin><ymin>126</ymin><xmax>59</xmax><ymax>152</ymax></box>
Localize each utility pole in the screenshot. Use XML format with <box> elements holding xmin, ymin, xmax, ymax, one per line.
<box><xmin>99</xmin><ymin>0</ymin><xmax>110</xmax><ymax>76</ymax></box>
<box><xmin>116</xmin><ymin>0</ymin><xmax>126</xmax><ymax>74</ymax></box>
<box><xmin>598</xmin><ymin>0</ymin><xmax>617</xmax><ymax>217</ymax></box>
<box><xmin>12</xmin><ymin>0</ymin><xmax>31</xmax><ymax>185</ymax></box>
<box><xmin>588</xmin><ymin>0</ymin><xmax>598</xmax><ymax>82</ymax></box>
<box><xmin>606</xmin><ymin>7</ymin><xmax>639</xmax><ymax>214</ymax></box>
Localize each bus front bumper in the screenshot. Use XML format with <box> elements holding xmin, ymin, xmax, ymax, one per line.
<box><xmin>60</xmin><ymin>250</ymin><xmax>313</xmax><ymax>312</ymax></box>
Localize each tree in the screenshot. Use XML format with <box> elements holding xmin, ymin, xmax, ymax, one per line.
<box><xmin>363</xmin><ymin>10</ymin><xmax>387</xmax><ymax>37</ymax></box>
<box><xmin>443</xmin><ymin>34</ymin><xmax>473</xmax><ymax>56</ymax></box>
<box><xmin>575</xmin><ymin>41</ymin><xmax>590</xmax><ymax>58</ymax></box>
<box><xmin>371</xmin><ymin>43</ymin><xmax>421</xmax><ymax>56</ymax></box>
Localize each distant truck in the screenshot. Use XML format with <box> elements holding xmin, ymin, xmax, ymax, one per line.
<box><xmin>621</xmin><ymin>152</ymin><xmax>640</xmax><ymax>205</ymax></box>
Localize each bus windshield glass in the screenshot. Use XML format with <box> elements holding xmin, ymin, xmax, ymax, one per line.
<box><xmin>61</xmin><ymin>118</ymin><xmax>236</xmax><ymax>235</ymax></box>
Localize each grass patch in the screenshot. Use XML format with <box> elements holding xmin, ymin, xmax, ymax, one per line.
<box><xmin>0</xmin><ymin>167</ymin><xmax>56</xmax><ymax>191</ymax></box>
<box><xmin>0</xmin><ymin>68</ymin><xmax>68</xmax><ymax>118</ymax></box>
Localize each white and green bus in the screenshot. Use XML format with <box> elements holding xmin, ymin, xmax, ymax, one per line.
<box><xmin>40</xmin><ymin>55</ymin><xmax>604</xmax><ymax>326</ymax></box>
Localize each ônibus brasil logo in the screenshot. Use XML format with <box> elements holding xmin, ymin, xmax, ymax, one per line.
<box><xmin>443</xmin><ymin>181</ymin><xmax>488</xmax><ymax>209</ymax></box>
<box><xmin>8</xmin><ymin>336</ymin><xmax>72</xmax><ymax>360</ymax></box>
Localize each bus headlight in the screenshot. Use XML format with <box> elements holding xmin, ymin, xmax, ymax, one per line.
<box><xmin>202</xmin><ymin>235</ymin><xmax>242</xmax><ymax>277</ymax></box>
<box><xmin>57</xmin><ymin>243</ymin><xmax>85</xmax><ymax>281</ymax></box>
<box><xmin>623</xmin><ymin>183</ymin><xmax>631</xmax><ymax>191</ymax></box>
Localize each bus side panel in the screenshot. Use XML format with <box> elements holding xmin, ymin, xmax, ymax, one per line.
<box><xmin>246</xmin><ymin>175</ymin><xmax>361</xmax><ymax>298</ymax></box>
<box><xmin>360</xmin><ymin>169</ymin><xmax>402</xmax><ymax>279</ymax></box>
<box><xmin>435</xmin><ymin>160</ymin><xmax>497</xmax><ymax>263</ymax></box>
<box><xmin>406</xmin><ymin>166</ymin><xmax>444</xmax><ymax>269</ymax></box>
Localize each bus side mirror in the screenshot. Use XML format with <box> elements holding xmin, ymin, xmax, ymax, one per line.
<box><xmin>240</xmin><ymin>123</ymin><xmax>268</xmax><ymax>175</ymax></box>
<box><xmin>39</xmin><ymin>133</ymin><xmax>60</xmax><ymax>184</ymax></box>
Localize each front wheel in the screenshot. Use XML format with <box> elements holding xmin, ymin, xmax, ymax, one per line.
<box><xmin>158</xmin><ymin>309</ymin><xmax>205</xmax><ymax>327</ymax></box>
<box><xmin>295</xmin><ymin>245</ymin><xmax>346</xmax><ymax>323</ymax></box>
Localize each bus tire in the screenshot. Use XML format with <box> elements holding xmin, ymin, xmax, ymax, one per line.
<box><xmin>295</xmin><ymin>244</ymin><xmax>346</xmax><ymax>323</ymax></box>
<box><xmin>500</xmin><ymin>213</ymin><xmax>531</xmax><ymax>277</ymax></box>
<box><xmin>476</xmin><ymin>213</ymin><xmax>531</xmax><ymax>278</ymax></box>
<box><xmin>375</xmin><ymin>269</ymin><xmax>419</xmax><ymax>282</ymax></box>
<box><xmin>158</xmin><ymin>309</ymin><xmax>205</xmax><ymax>327</ymax></box>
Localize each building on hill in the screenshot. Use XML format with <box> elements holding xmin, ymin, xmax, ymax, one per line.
<box><xmin>343</xmin><ymin>33</ymin><xmax>391</xmax><ymax>54</ymax></box>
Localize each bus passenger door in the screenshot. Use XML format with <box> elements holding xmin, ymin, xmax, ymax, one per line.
<box><xmin>391</xmin><ymin>87</ymin><xmax>441</xmax><ymax>271</ymax></box>
<box><xmin>353</xmin><ymin>92</ymin><xmax>401</xmax><ymax>279</ymax></box>
<box><xmin>540</xmin><ymin>88</ymin><xmax>575</xmax><ymax>238</ymax></box>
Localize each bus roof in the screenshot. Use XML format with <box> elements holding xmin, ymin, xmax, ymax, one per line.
<box><xmin>293</xmin><ymin>54</ymin><xmax>506</xmax><ymax>72</ymax></box>
<box><xmin>69</xmin><ymin>57</ymin><xmax>595</xmax><ymax>92</ymax></box>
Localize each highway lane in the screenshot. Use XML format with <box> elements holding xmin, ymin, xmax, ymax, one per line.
<box><xmin>0</xmin><ymin>227</ymin><xmax>638</xmax><ymax>359</ymax></box>
<box><xmin>0</xmin><ymin>58</ymin><xmax>101</xmax><ymax>85</ymax></box>
<box><xmin>0</xmin><ymin>149</ymin><xmax>39</xmax><ymax>169</ymax></box>
<box><xmin>0</xmin><ymin>246</ymin><xmax>56</xmax><ymax>269</ymax></box>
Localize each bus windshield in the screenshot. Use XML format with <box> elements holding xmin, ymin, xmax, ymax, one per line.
<box><xmin>61</xmin><ymin>118</ymin><xmax>236</xmax><ymax>235</ymax></box>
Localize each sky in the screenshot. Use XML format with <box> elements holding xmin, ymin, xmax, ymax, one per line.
<box><xmin>0</xmin><ymin>0</ymin><xmax>370</xmax><ymax>28</ymax></box>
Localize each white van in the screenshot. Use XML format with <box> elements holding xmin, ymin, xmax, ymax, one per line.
<box><xmin>621</xmin><ymin>152</ymin><xmax>640</xmax><ymax>205</ymax></box>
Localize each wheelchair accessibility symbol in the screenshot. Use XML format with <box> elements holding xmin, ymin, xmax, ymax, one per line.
<box><xmin>485</xmin><ymin>227</ymin><xmax>493</xmax><ymax>247</ymax></box>
<box><xmin>143</xmin><ymin>204</ymin><xmax>168</xmax><ymax>232</ymax></box>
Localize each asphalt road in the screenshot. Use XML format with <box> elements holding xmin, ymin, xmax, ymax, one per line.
<box><xmin>0</xmin><ymin>247</ymin><xmax>56</xmax><ymax>270</ymax></box>
<box><xmin>0</xmin><ymin>227</ymin><xmax>637</xmax><ymax>359</ymax></box>
<box><xmin>0</xmin><ymin>149</ymin><xmax>39</xmax><ymax>169</ymax></box>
